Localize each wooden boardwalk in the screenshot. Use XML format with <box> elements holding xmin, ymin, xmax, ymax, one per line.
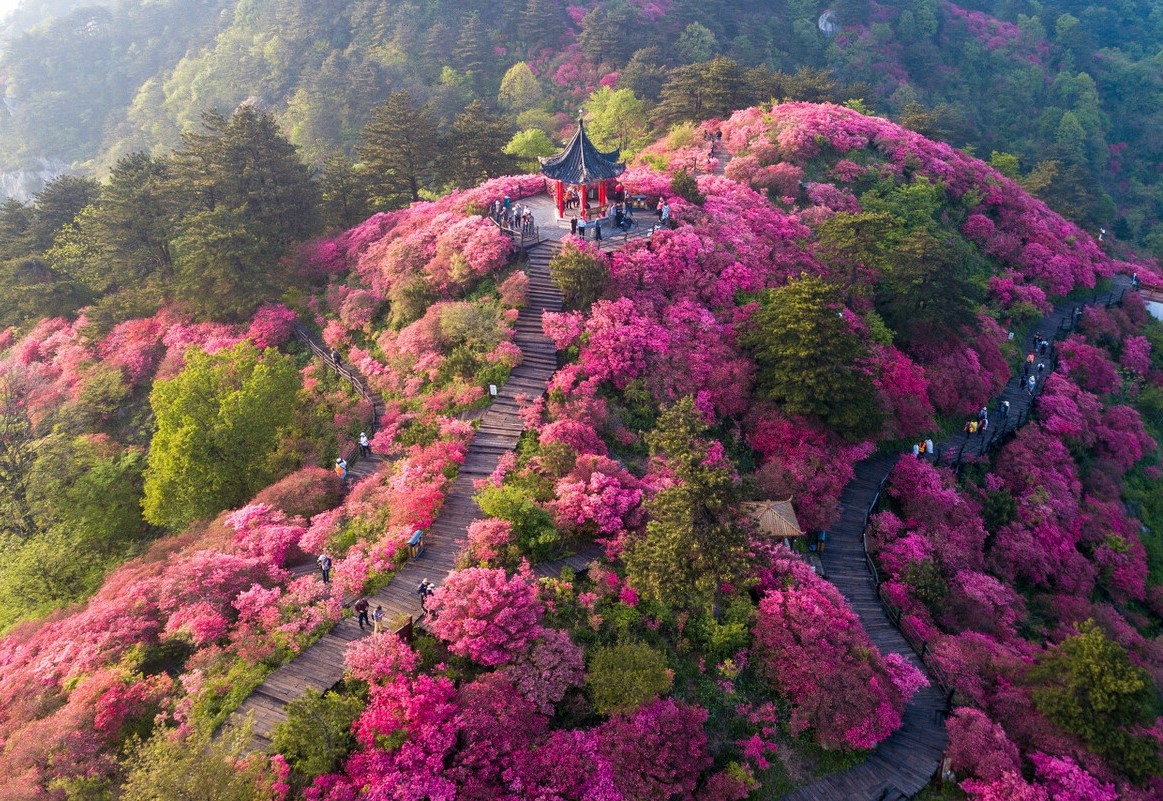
<box><xmin>234</xmin><ymin>240</ymin><xmax>566</xmax><ymax>749</ymax></box>
<box><xmin>780</xmin><ymin>275</ymin><xmax>1132</xmax><ymax>801</ymax></box>
<box><xmin>239</xmin><ymin>203</ymin><xmax>1133</xmax><ymax>795</ymax></box>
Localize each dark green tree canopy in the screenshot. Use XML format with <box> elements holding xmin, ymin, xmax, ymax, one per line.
<box><xmin>625</xmin><ymin>397</ymin><xmax>746</xmax><ymax>614</ymax></box>
<box><xmin>743</xmin><ymin>275</ymin><xmax>883</xmax><ymax>438</ymax></box>
<box><xmin>357</xmin><ymin>91</ymin><xmax>441</xmax><ymax>209</ymax></box>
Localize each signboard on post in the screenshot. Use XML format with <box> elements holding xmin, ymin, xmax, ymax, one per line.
<box><xmin>489</xmin><ymin>384</ymin><xmax>498</xmax><ymax>397</ymax></box>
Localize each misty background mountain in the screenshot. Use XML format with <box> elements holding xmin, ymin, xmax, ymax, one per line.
<box><xmin>1</xmin><ymin>0</ymin><xmax>1162</xmax><ymax>257</ymax></box>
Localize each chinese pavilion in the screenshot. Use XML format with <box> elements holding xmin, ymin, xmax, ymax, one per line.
<box><xmin>539</xmin><ymin>114</ymin><xmax>626</xmax><ymax>220</ymax></box>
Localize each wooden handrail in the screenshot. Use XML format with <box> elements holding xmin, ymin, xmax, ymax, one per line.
<box><xmin>293</xmin><ymin>322</ymin><xmax>380</xmax><ymax>437</ymax></box>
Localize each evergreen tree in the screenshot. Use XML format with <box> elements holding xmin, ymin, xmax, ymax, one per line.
<box><xmin>876</xmin><ymin>229</ymin><xmax>985</xmax><ymax>345</ymax></box>
<box><xmin>578</xmin><ymin>1</ymin><xmax>636</xmax><ymax>65</ymax></box>
<box><xmin>624</xmin><ymin>397</ymin><xmax>746</xmax><ymax>615</ymax></box>
<box><xmin>320</xmin><ymin>152</ymin><xmax>374</xmax><ymax>230</ymax></box>
<box><xmin>443</xmin><ymin>100</ymin><xmax>518</xmax><ymax>188</ymax></box>
<box><xmin>163</xmin><ymin>106</ymin><xmax>319</xmax><ymax>319</ymax></box>
<box><xmin>548</xmin><ymin>241</ymin><xmax>609</xmax><ymax>309</ymax></box>
<box><xmin>49</xmin><ymin>152</ymin><xmax>175</xmax><ymax>304</ymax></box>
<box><xmin>519</xmin><ymin>0</ymin><xmax>565</xmax><ymax>51</ymax></box>
<box><xmin>620</xmin><ymin>47</ymin><xmax>669</xmax><ymax>102</ymax></box>
<box><xmin>357</xmin><ymin>91</ymin><xmax>441</xmax><ymax>208</ymax></box>
<box><xmin>28</xmin><ymin>175</ymin><xmax>100</xmax><ymax>252</ymax></box>
<box><xmin>0</xmin><ymin>367</ymin><xmax>37</xmax><ymax>541</ymax></box>
<box><xmin>454</xmin><ymin>12</ymin><xmax>490</xmax><ymax>78</ymax></box>
<box><xmin>654</xmin><ymin>56</ymin><xmax>757</xmax><ymax>126</ymax></box>
<box><xmin>743</xmin><ymin>275</ymin><xmax>883</xmax><ymax>438</ymax></box>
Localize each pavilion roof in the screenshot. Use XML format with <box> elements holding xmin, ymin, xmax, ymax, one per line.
<box><xmin>740</xmin><ymin>499</ymin><xmax>804</xmax><ymax>539</ymax></box>
<box><xmin>539</xmin><ymin>116</ymin><xmax>625</xmax><ymax>184</ymax></box>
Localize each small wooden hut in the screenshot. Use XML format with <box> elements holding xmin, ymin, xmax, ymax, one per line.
<box><xmin>741</xmin><ymin>498</ymin><xmax>804</xmax><ymax>547</ymax></box>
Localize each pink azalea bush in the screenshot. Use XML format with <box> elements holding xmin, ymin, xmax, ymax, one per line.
<box><xmin>753</xmin><ymin>552</ymin><xmax>926</xmax><ymax>749</ymax></box>
<box><xmin>426</xmin><ymin>566</ymin><xmax>544</xmax><ymax>666</ymax></box>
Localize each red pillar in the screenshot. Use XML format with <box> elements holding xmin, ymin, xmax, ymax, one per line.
<box><xmin>598</xmin><ymin>181</ymin><xmax>607</xmax><ymax>215</ymax></box>
<box><xmin>555</xmin><ymin>180</ymin><xmax>564</xmax><ymax>218</ymax></box>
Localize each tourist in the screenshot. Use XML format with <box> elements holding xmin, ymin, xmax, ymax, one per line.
<box><xmin>417</xmin><ymin>578</ymin><xmax>435</xmax><ymax>610</ymax></box>
<box><xmin>372</xmin><ymin>605</ymin><xmax>384</xmax><ymax>634</ymax></box>
<box><xmin>354</xmin><ymin>596</ymin><xmax>370</xmax><ymax>630</ymax></box>
<box><xmin>317</xmin><ymin>553</ymin><xmax>332</xmax><ymax>583</ymax></box>
<box><xmin>359</xmin><ymin>432</ymin><xmax>371</xmax><ymax>458</ymax></box>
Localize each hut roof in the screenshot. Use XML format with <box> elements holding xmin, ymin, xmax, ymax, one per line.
<box><xmin>741</xmin><ymin>499</ymin><xmax>804</xmax><ymax>539</ymax></box>
<box><xmin>539</xmin><ymin>116</ymin><xmax>625</xmax><ymax>184</ymax></box>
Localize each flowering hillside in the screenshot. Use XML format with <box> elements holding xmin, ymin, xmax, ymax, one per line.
<box><xmin>0</xmin><ymin>103</ymin><xmax>1160</xmax><ymax>800</ymax></box>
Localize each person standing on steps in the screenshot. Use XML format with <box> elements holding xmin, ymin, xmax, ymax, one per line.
<box><xmin>1027</xmin><ymin>375</ymin><xmax>1037</xmax><ymax>395</ymax></box>
<box><xmin>335</xmin><ymin>457</ymin><xmax>348</xmax><ymax>484</ymax></box>
<box><xmin>354</xmin><ymin>596</ymin><xmax>370</xmax><ymax>630</ymax></box>
<box><xmin>417</xmin><ymin>578</ymin><xmax>435</xmax><ymax>610</ymax></box>
<box><xmin>577</xmin><ymin>216</ymin><xmax>586</xmax><ymax>240</ymax></box>
<box><xmin>660</xmin><ymin>200</ymin><xmax>671</xmax><ymax>229</ymax></box>
<box><xmin>999</xmin><ymin>399</ymin><xmax>1010</xmax><ymax>420</ymax></box>
<box><xmin>317</xmin><ymin>553</ymin><xmax>332</xmax><ymax>583</ymax></box>
<box><xmin>359</xmin><ymin>432</ymin><xmax>371</xmax><ymax>458</ymax></box>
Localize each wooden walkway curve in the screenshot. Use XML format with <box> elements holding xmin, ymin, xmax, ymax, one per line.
<box><xmin>233</xmin><ymin>240</ymin><xmax>566</xmax><ymax>749</ymax></box>
<box><xmin>779</xmin><ymin>275</ymin><xmax>1133</xmax><ymax>801</ymax></box>
<box><xmin>240</xmin><ymin>197</ymin><xmax>1133</xmax><ymax>798</ymax></box>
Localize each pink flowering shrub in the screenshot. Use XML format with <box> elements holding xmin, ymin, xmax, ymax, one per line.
<box><xmin>946</xmin><ymin>706</ymin><xmax>1021</xmax><ymax>781</ymax></box>
<box><xmin>1057</xmin><ymin>335</ymin><xmax>1120</xmax><ymax>394</ymax></box>
<box><xmin>719</xmin><ymin>102</ymin><xmax>1116</xmax><ymax>299</ymax></box>
<box><xmin>753</xmin><ymin>552</ymin><xmax>925</xmax><ymax>749</ymax></box>
<box><xmin>344</xmin><ymin>631</ymin><xmax>420</xmax><ymax>684</ymax></box>
<box><xmin>462</xmin><ymin>518</ymin><xmax>515</xmax><ymax>566</ymax></box>
<box><xmin>1120</xmin><ymin>335</ymin><xmax>1151</xmax><ymax>376</ymax></box>
<box><xmin>498</xmin><ymin>628</ymin><xmax>586</xmax><ymax>714</ymax></box>
<box><xmin>246</xmin><ymin>303</ymin><xmax>297</xmax><ymax>349</ymax></box>
<box><xmin>498</xmin><ymin>270</ymin><xmax>528</xmax><ymax>308</ymax></box>
<box><xmin>542</xmin><ymin>310</ymin><xmax>585</xmax><ymax>350</ymax></box>
<box><xmin>598</xmin><ymin>698</ymin><xmax>713</xmax><ymax>800</ymax></box>
<box><xmin>550</xmin><ymin>454</ymin><xmax>645</xmax><ymax>537</ymax></box>
<box><xmin>426</xmin><ymin>566</ymin><xmax>544</xmax><ymax>665</ymax></box>
<box><xmin>871</xmin><ymin>344</ymin><xmax>936</xmax><ymax>438</ymax></box>
<box><xmin>746</xmin><ymin>407</ymin><xmax>875</xmax><ymax>531</ymax></box>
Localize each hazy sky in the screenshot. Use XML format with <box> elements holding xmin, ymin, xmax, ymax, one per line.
<box><xmin>0</xmin><ymin>1</ymin><xmax>19</xmax><ymax>23</ymax></box>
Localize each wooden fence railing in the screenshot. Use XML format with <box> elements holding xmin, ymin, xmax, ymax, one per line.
<box><xmin>293</xmin><ymin>322</ymin><xmax>381</xmax><ymax>461</ymax></box>
<box><xmin>857</xmin><ymin>281</ymin><xmax>1132</xmax><ymax>708</ymax></box>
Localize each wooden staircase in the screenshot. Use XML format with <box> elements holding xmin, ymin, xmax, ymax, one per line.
<box><xmin>231</xmin><ymin>241</ymin><xmax>565</xmax><ymax>750</ymax></box>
